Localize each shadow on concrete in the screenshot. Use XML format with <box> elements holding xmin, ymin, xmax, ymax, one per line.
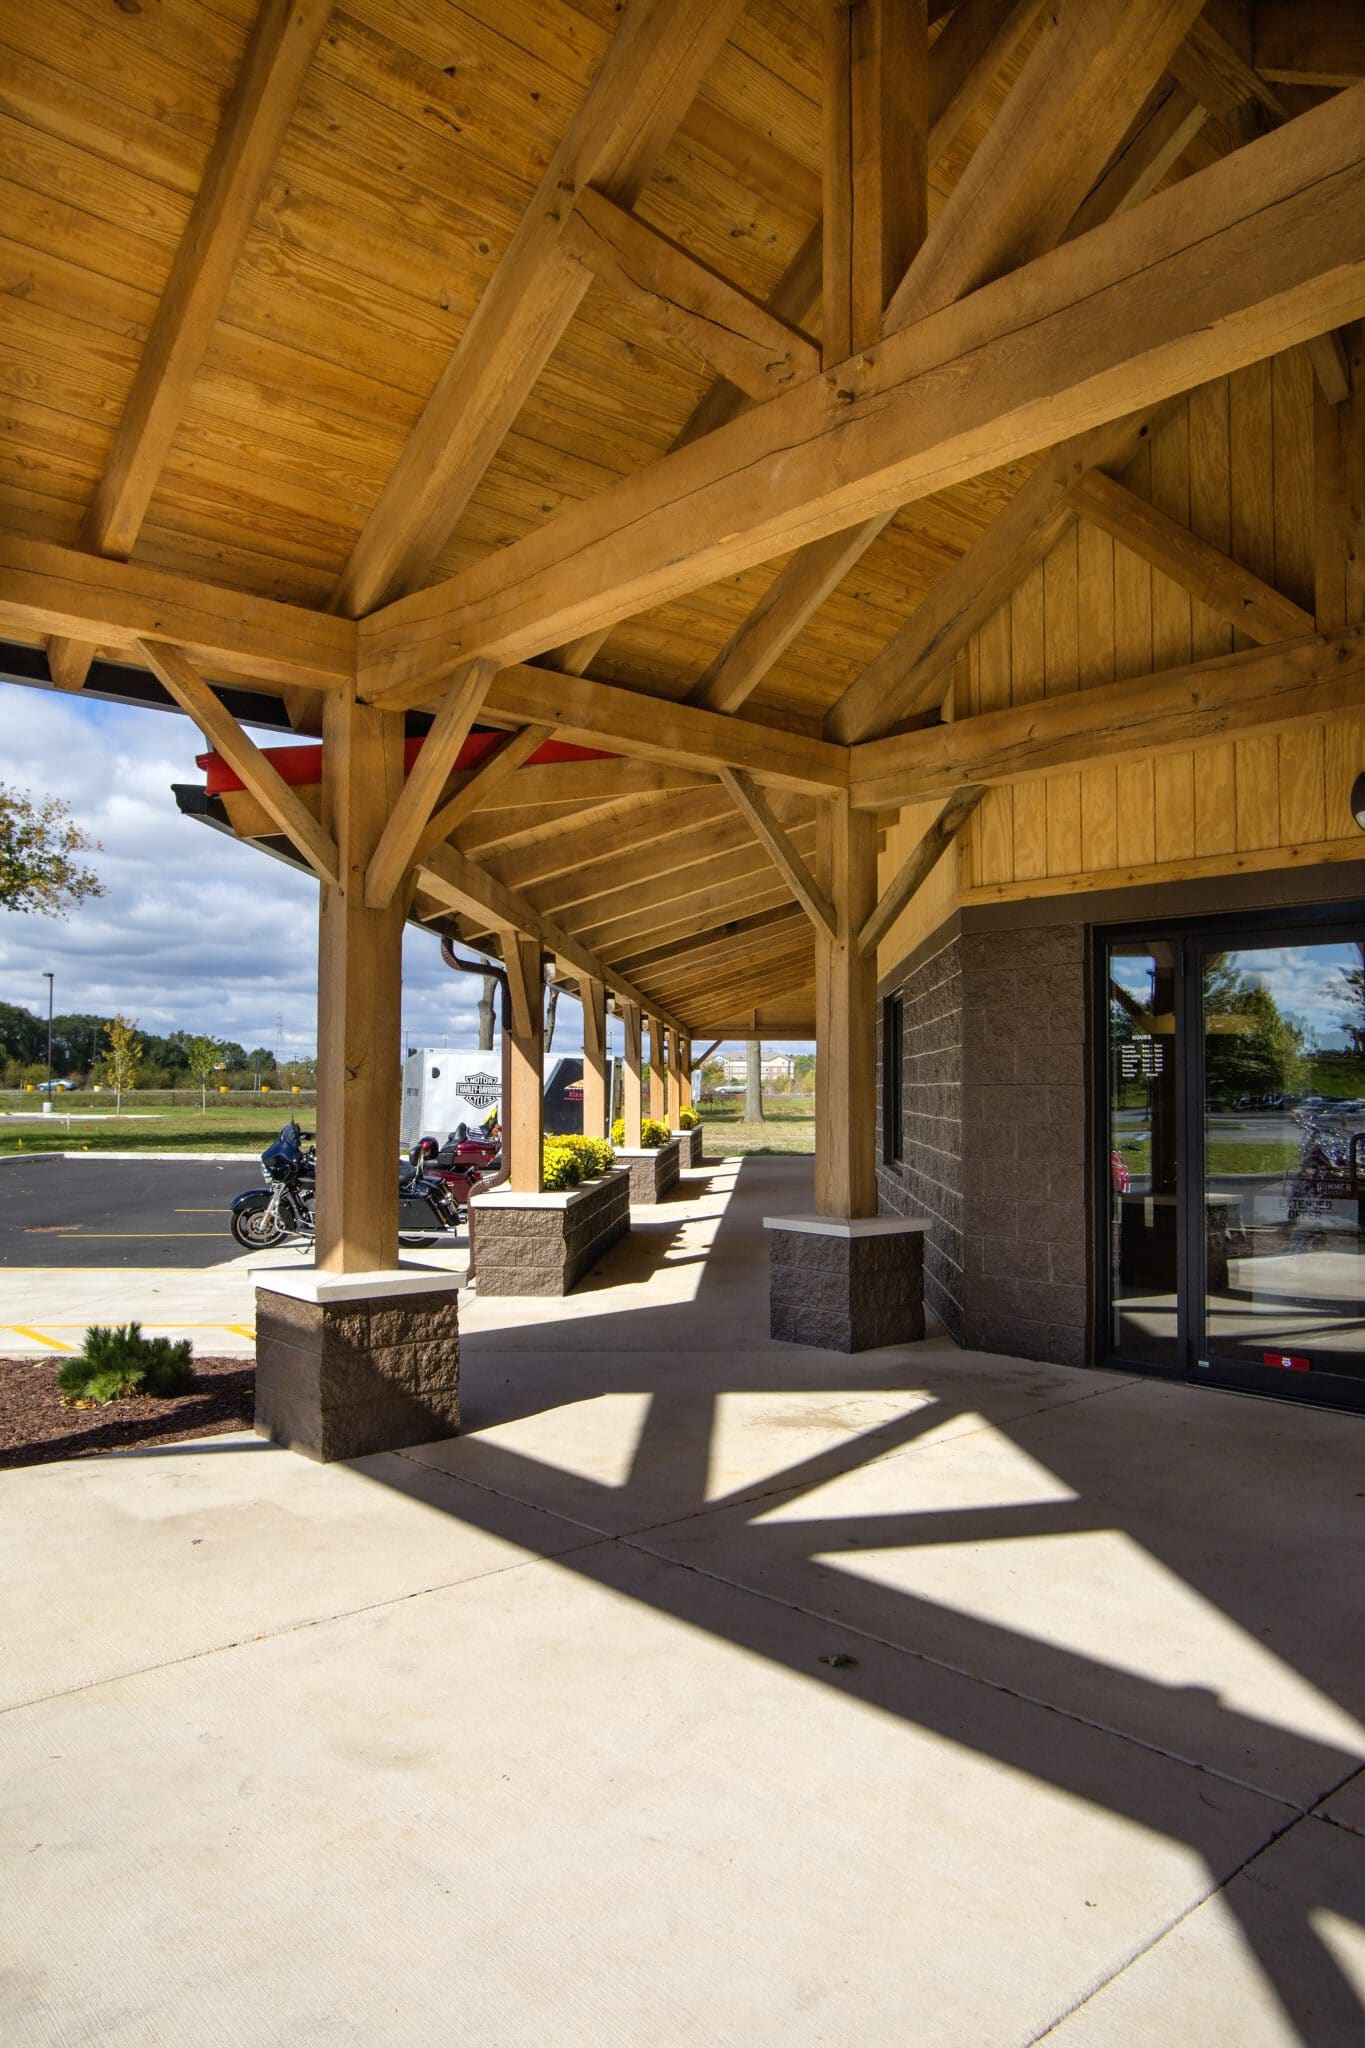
<box><xmin>338</xmin><ymin>1156</ymin><xmax>1365</xmax><ymax>2036</ymax></box>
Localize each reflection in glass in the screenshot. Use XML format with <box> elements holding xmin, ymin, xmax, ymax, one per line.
<box><xmin>1202</xmin><ymin>941</ymin><xmax>1365</xmax><ymax>1383</ymax></box>
<box><xmin>1107</xmin><ymin>945</ymin><xmax>1179</xmax><ymax>1366</ymax></box>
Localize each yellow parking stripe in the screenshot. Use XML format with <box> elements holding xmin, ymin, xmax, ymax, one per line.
<box><xmin>225</xmin><ymin>1324</ymin><xmax>256</xmax><ymax>1338</ymax></box>
<box><xmin>9</xmin><ymin>1326</ymin><xmax>77</xmax><ymax>1352</ymax></box>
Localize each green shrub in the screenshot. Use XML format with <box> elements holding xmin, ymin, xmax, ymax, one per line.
<box><xmin>609</xmin><ymin>1116</ymin><xmax>671</xmax><ymax>1149</ymax></box>
<box><xmin>554</xmin><ymin>1134</ymin><xmax>616</xmax><ymax>1178</ymax></box>
<box><xmin>678</xmin><ymin>1107</ymin><xmax>701</xmax><ymax>1130</ymax></box>
<box><xmin>541</xmin><ymin>1139</ymin><xmax>583</xmax><ymax>1191</ymax></box>
<box><xmin>58</xmin><ymin>1322</ymin><xmax>196</xmax><ymax>1404</ymax></box>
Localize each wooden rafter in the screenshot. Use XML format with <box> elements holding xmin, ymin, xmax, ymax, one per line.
<box><xmin>1064</xmin><ymin>78</ymin><xmax>1208</xmax><ymax>240</ymax></box>
<box><xmin>544</xmin><ymin>806</ymin><xmax>817</xmax><ymax>928</ymax></box>
<box><xmin>561</xmin><ymin>188</ymin><xmax>819</xmax><ymax>403</ymax></box>
<box><xmin>823</xmin><ymin>0</ymin><xmax>928</xmax><ymax>365</ymax></box>
<box><xmin>364</xmin><ymin>658</ymin><xmax>500</xmax><ymax>908</ymax></box>
<box><xmin>358</xmin><ymin>47</ymin><xmax>1365</xmax><ymax>704</ymax></box>
<box><xmin>1254</xmin><ymin>4</ymin><xmax>1365</xmax><ymax>89</ymax></box>
<box><xmin>46</xmin><ymin>0</ymin><xmax>333</xmax><ymax>693</ymax></box>
<box><xmin>489</xmin><ymin>789</ymin><xmax>736</xmax><ymax>895</ymax></box>
<box><xmin>612</xmin><ymin>904</ymin><xmax>807</xmax><ymax>976</ymax></box>
<box><xmin>1067</xmin><ymin>469</ymin><xmax>1316</xmax><ymax>643</ymax></box>
<box><xmin>856</xmin><ymin>787</ymin><xmax>986</xmax><ymax>957</ymax></box>
<box><xmin>1170</xmin><ymin>6</ymin><xmax>1287</xmax><ymax>120</ymax></box>
<box><xmin>848</xmin><ymin>626</ymin><xmax>1365</xmax><ymax>810</ymax></box>
<box><xmin>415</xmin><ymin>727</ymin><xmax>555</xmax><ymax>863</ymax></box>
<box><xmin>137</xmin><ymin>640</ymin><xmax>340</xmax><ymax>886</ymax></box>
<box><xmin>823</xmin><ymin>409</ymin><xmax>1168</xmax><ymax>743</ymax></box>
<box><xmin>331</xmin><ymin>0</ymin><xmax>746</xmax><ymax>618</ymax></box>
<box><xmin>717</xmin><ymin>769</ymin><xmax>836</xmax><ymax>937</ymax></box>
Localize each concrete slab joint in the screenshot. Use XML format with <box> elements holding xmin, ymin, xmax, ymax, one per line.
<box><xmin>470</xmin><ymin>1167</ymin><xmax>630</xmax><ymax>1296</ymax></box>
<box><xmin>766</xmin><ymin>1213</ymin><xmax>927</xmax><ymax>1353</ymax></box>
<box><xmin>253</xmin><ymin>1267</ymin><xmax>461</xmax><ymax>1462</ymax></box>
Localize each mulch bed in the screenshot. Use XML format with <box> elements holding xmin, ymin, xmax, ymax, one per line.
<box><xmin>0</xmin><ymin>1356</ymin><xmax>256</xmax><ymax>1471</ymax></box>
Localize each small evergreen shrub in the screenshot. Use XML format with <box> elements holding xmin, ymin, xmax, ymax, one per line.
<box><xmin>678</xmin><ymin>1107</ymin><xmax>701</xmax><ymax>1130</ymax></box>
<box><xmin>609</xmin><ymin>1116</ymin><xmax>671</xmax><ymax>1149</ymax></box>
<box><xmin>58</xmin><ymin>1322</ymin><xmax>196</xmax><ymax>1404</ymax></box>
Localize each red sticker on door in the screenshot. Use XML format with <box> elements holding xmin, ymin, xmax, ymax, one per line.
<box><xmin>1264</xmin><ymin>1352</ymin><xmax>1310</xmax><ymax>1372</ymax></box>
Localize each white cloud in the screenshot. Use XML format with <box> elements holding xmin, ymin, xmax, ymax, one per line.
<box><xmin>1</xmin><ymin>688</ymin><xmax>817</xmax><ymax>1064</ymax></box>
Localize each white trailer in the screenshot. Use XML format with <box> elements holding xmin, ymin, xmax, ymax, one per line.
<box><xmin>401</xmin><ymin>1051</ymin><xmax>599</xmax><ymax>1147</ymax></box>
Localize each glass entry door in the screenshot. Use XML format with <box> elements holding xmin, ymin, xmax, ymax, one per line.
<box><xmin>1103</xmin><ymin>916</ymin><xmax>1365</xmax><ymax>1411</ymax></box>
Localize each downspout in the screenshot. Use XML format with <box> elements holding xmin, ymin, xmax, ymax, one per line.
<box><xmin>440</xmin><ymin>940</ymin><xmax>512</xmax><ymax>1283</ymax></box>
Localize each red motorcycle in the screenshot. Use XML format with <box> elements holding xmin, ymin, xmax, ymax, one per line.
<box><xmin>408</xmin><ymin>1127</ymin><xmax>501</xmax><ymax>1214</ymax></box>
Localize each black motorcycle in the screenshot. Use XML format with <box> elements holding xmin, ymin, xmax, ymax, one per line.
<box><xmin>229</xmin><ymin>1121</ymin><xmax>462</xmax><ymax>1250</ymax></box>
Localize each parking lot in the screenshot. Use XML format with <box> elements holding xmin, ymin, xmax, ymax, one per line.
<box><xmin>0</xmin><ymin>1157</ymin><xmax>245</xmax><ymax>1269</ymax></box>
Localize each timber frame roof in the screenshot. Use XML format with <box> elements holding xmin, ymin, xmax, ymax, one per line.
<box><xmin>2</xmin><ymin>0</ymin><xmax>1364</xmax><ymax>1035</ymax></box>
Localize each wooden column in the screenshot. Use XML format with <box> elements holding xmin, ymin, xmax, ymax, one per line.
<box><xmin>647</xmin><ymin>1012</ymin><xmax>666</xmax><ymax>1122</ymax></box>
<box><xmin>678</xmin><ymin>1036</ymin><xmax>693</xmax><ymax>1112</ymax></box>
<box><xmin>665</xmin><ymin>1027</ymin><xmax>683</xmax><ymax>1126</ymax></box>
<box><xmin>814</xmin><ymin>794</ymin><xmax>879</xmax><ymax>1217</ymax></box>
<box><xmin>622</xmin><ymin>1002</ymin><xmax>643</xmax><ymax>1147</ymax></box>
<box><xmin>823</xmin><ymin>0</ymin><xmax>928</xmax><ymax>365</ymax></box>
<box><xmin>502</xmin><ymin>931</ymin><xmax>545</xmax><ymax>1192</ymax></box>
<box><xmin>581</xmin><ymin>976</ymin><xmax>607</xmax><ymax>1139</ymax></box>
<box><xmin>315</xmin><ymin>692</ymin><xmax>406</xmax><ymax>1273</ymax></box>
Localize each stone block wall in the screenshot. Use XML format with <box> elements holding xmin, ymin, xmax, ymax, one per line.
<box><xmin>769</xmin><ymin>1225</ymin><xmax>926</xmax><ymax>1353</ymax></box>
<box><xmin>473</xmin><ymin>1169</ymin><xmax>630</xmax><ymax>1296</ymax></box>
<box><xmin>619</xmin><ymin>1139</ymin><xmax>682</xmax><ymax>1204</ymax></box>
<box><xmin>879</xmin><ymin>916</ymin><xmax>1091</xmax><ymax>1367</ymax></box>
<box><xmin>255</xmin><ymin>1285</ymin><xmax>461</xmax><ymax>1461</ymax></box>
<box><xmin>877</xmin><ymin>931</ymin><xmax>965</xmax><ymax>1338</ymax></box>
<box><xmin>674</xmin><ymin>1125</ymin><xmax>704</xmax><ymax>1169</ymax></box>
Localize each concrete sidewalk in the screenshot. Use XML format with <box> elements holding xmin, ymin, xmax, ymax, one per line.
<box><xmin>1</xmin><ymin>1154</ymin><xmax>1362</xmax><ymax>2045</ymax></box>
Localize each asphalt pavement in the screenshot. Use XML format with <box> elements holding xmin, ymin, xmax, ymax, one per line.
<box><xmin>0</xmin><ymin>1157</ymin><xmax>249</xmax><ymax>1268</ymax></box>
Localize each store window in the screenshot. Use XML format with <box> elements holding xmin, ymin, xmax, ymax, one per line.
<box><xmin>883</xmin><ymin>992</ymin><xmax>903</xmax><ymax>1166</ymax></box>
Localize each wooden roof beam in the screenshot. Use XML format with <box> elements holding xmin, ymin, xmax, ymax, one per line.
<box><xmin>364</xmin><ymin>659</ymin><xmax>500</xmax><ymax>909</ymax></box>
<box><xmin>332</xmin><ymin>0</ymin><xmax>746</xmax><ymax>618</ymax></box>
<box><xmin>562</xmin><ymin>188</ymin><xmax>819</xmax><ymax>404</ymax></box>
<box><xmin>359</xmin><ymin>85</ymin><xmax>1365</xmax><ymax>694</ymax></box>
<box><xmin>1067</xmin><ymin>468</ymin><xmax>1316</xmax><ymax>643</ymax></box>
<box><xmin>823</xmin><ymin>0</ymin><xmax>928</xmax><ymax>368</ymax></box>
<box><xmin>47</xmin><ymin>0</ymin><xmax>333</xmax><ymax>692</ymax></box>
<box><xmin>849</xmin><ymin>626</ymin><xmax>1365</xmax><ymax>810</ymax></box>
<box><xmin>611</xmin><ymin>904</ymin><xmax>808</xmax><ymax>977</ymax></box>
<box><xmin>137</xmin><ymin>640</ymin><xmax>339</xmax><ymax>886</ymax></box>
<box><xmin>717</xmin><ymin>769</ymin><xmax>836</xmax><ymax>938</ymax></box>
<box><xmin>414</xmin><ymin>726</ymin><xmax>554</xmax><ymax>864</ymax></box>
<box><xmin>857</xmin><ymin>787</ymin><xmax>986</xmax><ymax>957</ymax></box>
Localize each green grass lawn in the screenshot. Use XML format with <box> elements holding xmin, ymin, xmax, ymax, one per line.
<box><xmin>0</xmin><ymin>1095</ymin><xmax>310</xmax><ymax>1156</ymax></box>
<box><xmin>698</xmin><ymin>1097</ymin><xmax>815</xmax><ymax>1156</ymax></box>
<box><xmin>1116</xmin><ymin>1137</ymin><xmax>1302</xmax><ymax>1176</ymax></box>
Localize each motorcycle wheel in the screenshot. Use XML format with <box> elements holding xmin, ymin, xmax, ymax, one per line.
<box><xmin>230</xmin><ymin>1193</ymin><xmax>287</xmax><ymax>1249</ymax></box>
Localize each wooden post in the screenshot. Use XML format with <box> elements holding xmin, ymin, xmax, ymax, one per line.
<box><xmin>581</xmin><ymin>976</ymin><xmax>608</xmax><ymax>1139</ymax></box>
<box><xmin>666</xmin><ymin>1027</ymin><xmax>683</xmax><ymax>1126</ymax></box>
<box><xmin>315</xmin><ymin>692</ymin><xmax>406</xmax><ymax>1272</ymax></box>
<box><xmin>678</xmin><ymin>1036</ymin><xmax>693</xmax><ymax>1112</ymax></box>
<box><xmin>814</xmin><ymin>794</ymin><xmax>879</xmax><ymax>1217</ymax></box>
<box><xmin>503</xmin><ymin>932</ymin><xmax>545</xmax><ymax>1192</ymax></box>
<box><xmin>622</xmin><ymin>1002</ymin><xmax>643</xmax><ymax>1147</ymax></box>
<box><xmin>647</xmin><ymin>1012</ymin><xmax>666</xmax><ymax>1122</ymax></box>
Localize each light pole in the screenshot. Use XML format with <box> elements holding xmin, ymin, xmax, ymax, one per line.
<box><xmin>43</xmin><ymin>971</ymin><xmax>54</xmax><ymax>1095</ymax></box>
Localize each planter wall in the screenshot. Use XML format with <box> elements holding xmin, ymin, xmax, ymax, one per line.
<box><xmin>471</xmin><ymin>1168</ymin><xmax>630</xmax><ymax>1296</ymax></box>
<box><xmin>616</xmin><ymin>1138</ymin><xmax>682</xmax><ymax>1204</ymax></box>
<box><xmin>673</xmin><ymin>1126</ymin><xmax>704</xmax><ymax>1169</ymax></box>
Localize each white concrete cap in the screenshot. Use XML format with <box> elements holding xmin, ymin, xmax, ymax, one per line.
<box><xmin>763</xmin><ymin>1211</ymin><xmax>930</xmax><ymax>1238</ymax></box>
<box><xmin>252</xmin><ymin>1266</ymin><xmax>462</xmax><ymax>1303</ymax></box>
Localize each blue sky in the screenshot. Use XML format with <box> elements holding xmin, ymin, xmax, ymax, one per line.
<box><xmin>3</xmin><ymin>687</ymin><xmax>809</xmax><ymax>1065</ymax></box>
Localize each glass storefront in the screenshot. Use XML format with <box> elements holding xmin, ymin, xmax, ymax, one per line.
<box><xmin>1102</xmin><ymin>912</ymin><xmax>1365</xmax><ymax>1411</ymax></box>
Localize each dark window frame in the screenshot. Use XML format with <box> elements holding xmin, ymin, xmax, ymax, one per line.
<box><xmin>882</xmin><ymin>991</ymin><xmax>904</xmax><ymax>1167</ymax></box>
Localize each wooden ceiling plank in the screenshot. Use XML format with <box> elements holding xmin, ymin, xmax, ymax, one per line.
<box><xmin>47</xmin><ymin>0</ymin><xmax>334</xmax><ymax>692</ymax></box>
<box><xmin>823</xmin><ymin>407</ymin><xmax>1167</xmax><ymax>742</ymax></box>
<box><xmin>612</xmin><ymin>904</ymin><xmax>807</xmax><ymax>976</ymax></box>
<box><xmin>1068</xmin><ymin>467</ymin><xmax>1316</xmax><ymax>642</ymax></box>
<box><xmin>717</xmin><ymin>767</ymin><xmax>837</xmax><ymax>937</ymax></box>
<box><xmin>490</xmin><ymin>788</ymin><xmax>737</xmax><ymax>895</ymax></box>
<box><xmin>1254</xmin><ymin>3</ymin><xmax>1365</xmax><ymax>88</ymax></box>
<box><xmin>358</xmin><ymin>87</ymin><xmax>1365</xmax><ymax>692</ymax></box>
<box><xmin>415</xmin><ymin>725</ymin><xmax>555</xmax><ymax>861</ymax></box>
<box><xmin>137</xmin><ymin>637</ymin><xmax>340</xmax><ymax>886</ymax></box>
<box><xmin>887</xmin><ymin>0</ymin><xmax>1206</xmax><ymax>329</ymax></box>
<box><xmin>1307</xmin><ymin>328</ymin><xmax>1354</xmax><ymax>404</ymax></box>
<box><xmin>587</xmin><ymin>879</ymin><xmax>801</xmax><ymax>957</ymax></box>
<box><xmin>857</xmin><ymin>786</ymin><xmax>986</xmax><ymax>956</ymax></box>
<box><xmin>331</xmin><ymin>0</ymin><xmax>747</xmax><ymax>618</ymax></box>
<box><xmin>1171</xmin><ymin>5</ymin><xmax>1288</xmax><ymax>118</ymax></box>
<box><xmin>562</xmin><ymin>187</ymin><xmax>820</xmax><ymax>404</ymax></box>
<box><xmin>849</xmin><ymin>626</ymin><xmax>1365</xmax><ymax>808</ymax></box>
<box><xmin>364</xmin><ymin>658</ymin><xmax>500</xmax><ymax>908</ymax></box>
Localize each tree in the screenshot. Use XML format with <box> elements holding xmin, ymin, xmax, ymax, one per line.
<box><xmin>100</xmin><ymin>1013</ymin><xmax>141</xmax><ymax>1113</ymax></box>
<box><xmin>745</xmin><ymin>1040</ymin><xmax>764</xmax><ymax>1122</ymax></box>
<box><xmin>0</xmin><ymin>784</ymin><xmax>105</xmax><ymax>916</ymax></box>
<box><xmin>1331</xmin><ymin>962</ymin><xmax>1365</xmax><ymax>1059</ymax></box>
<box><xmin>184</xmin><ymin>1034</ymin><xmax>222</xmax><ymax>1111</ymax></box>
<box><xmin>477</xmin><ymin>973</ymin><xmax>496</xmax><ymax>1051</ymax></box>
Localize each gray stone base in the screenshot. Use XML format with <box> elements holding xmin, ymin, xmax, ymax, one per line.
<box><xmin>766</xmin><ymin>1214</ymin><xmax>927</xmax><ymax>1353</ymax></box>
<box><xmin>471</xmin><ymin>1169</ymin><xmax>630</xmax><ymax>1296</ymax></box>
<box><xmin>254</xmin><ymin>1271</ymin><xmax>461</xmax><ymax>1462</ymax></box>
<box><xmin>673</xmin><ymin>1126</ymin><xmax>704</xmax><ymax>1169</ymax></box>
<box><xmin>617</xmin><ymin>1139</ymin><xmax>682</xmax><ymax>1204</ymax></box>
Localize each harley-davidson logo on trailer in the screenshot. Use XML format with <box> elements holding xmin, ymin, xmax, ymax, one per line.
<box><xmin>1264</xmin><ymin>1353</ymin><xmax>1311</xmax><ymax>1373</ymax></box>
